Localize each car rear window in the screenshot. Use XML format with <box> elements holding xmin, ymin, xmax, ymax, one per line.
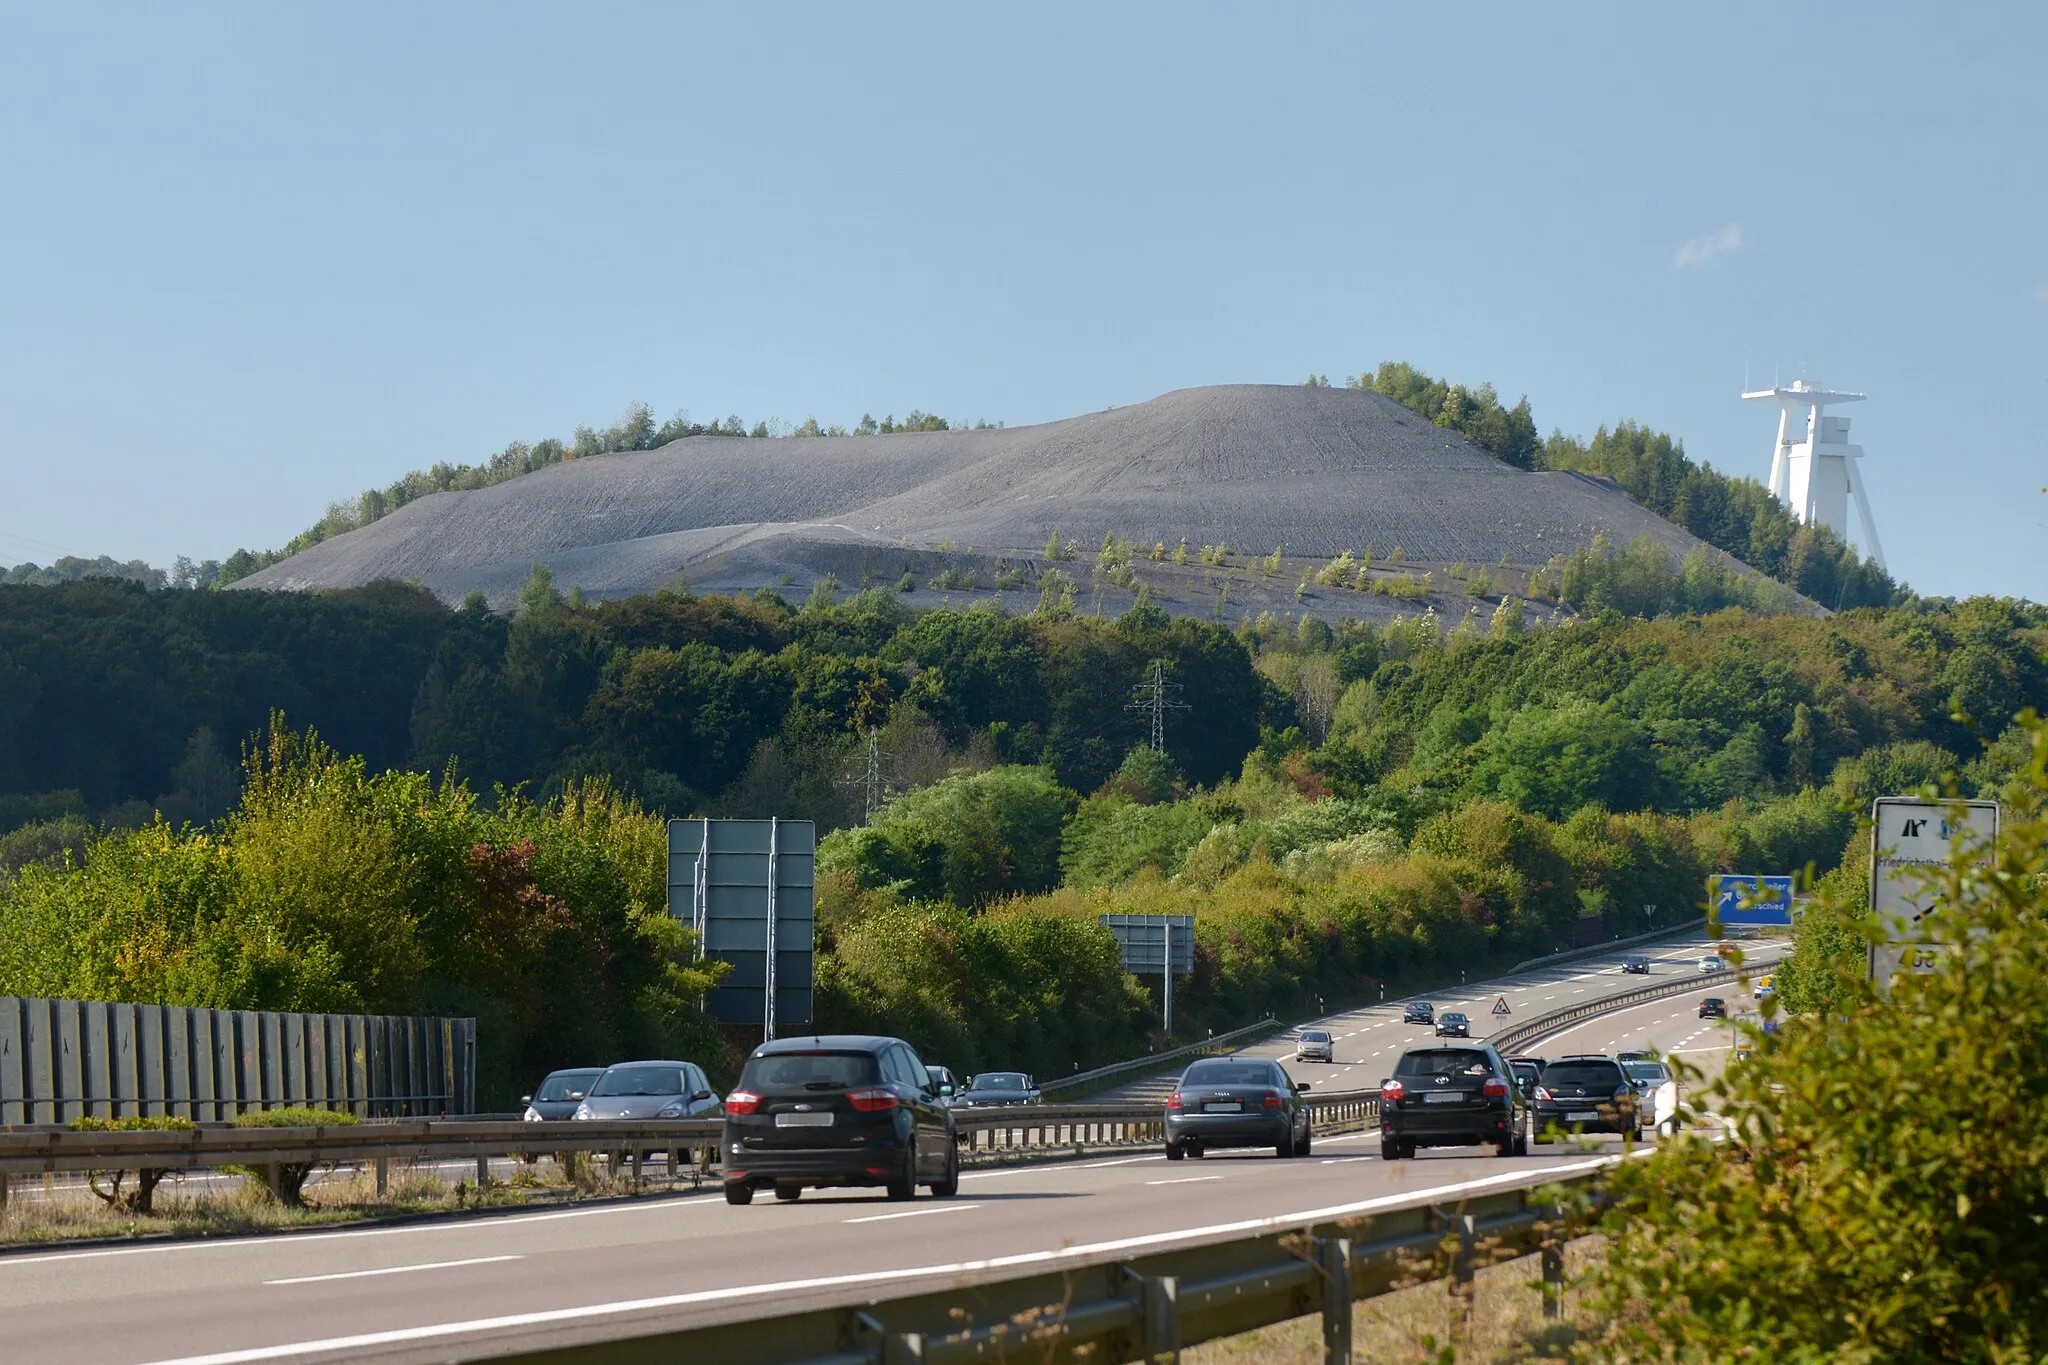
<box><xmin>1542</xmin><ymin>1062</ymin><xmax>1625</xmax><ymax>1087</ymax></box>
<box><xmin>1395</xmin><ymin>1049</ymin><xmax>1491</xmax><ymax>1078</ymax></box>
<box><xmin>740</xmin><ymin>1052</ymin><xmax>877</xmax><ymax>1091</ymax></box>
<box><xmin>1622</xmin><ymin>1061</ymin><xmax>1669</xmax><ymax>1083</ymax></box>
<box><xmin>590</xmin><ymin>1065</ymin><xmax>684</xmax><ymax>1097</ymax></box>
<box><xmin>1183</xmin><ymin>1060</ymin><xmax>1279</xmax><ymax>1086</ymax></box>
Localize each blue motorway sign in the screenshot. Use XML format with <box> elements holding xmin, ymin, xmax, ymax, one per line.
<box><xmin>1710</xmin><ymin>874</ymin><xmax>1794</xmax><ymax>928</ymax></box>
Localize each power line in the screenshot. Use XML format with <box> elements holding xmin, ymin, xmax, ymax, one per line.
<box><xmin>1126</xmin><ymin>660</ymin><xmax>1189</xmax><ymax>752</ymax></box>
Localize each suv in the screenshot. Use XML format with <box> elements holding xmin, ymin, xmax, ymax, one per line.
<box><xmin>1402</xmin><ymin>1002</ymin><xmax>1435</xmax><ymax>1025</ymax></box>
<box><xmin>1621</xmin><ymin>954</ymin><xmax>1650</xmax><ymax>974</ymax></box>
<box><xmin>1379</xmin><ymin>1043</ymin><xmax>1527</xmax><ymax>1159</ymax></box>
<box><xmin>1434</xmin><ymin>1011</ymin><xmax>1471</xmax><ymax>1038</ymax></box>
<box><xmin>1166</xmin><ymin>1057</ymin><xmax>1312</xmax><ymax>1160</ymax></box>
<box><xmin>1294</xmin><ymin>1028</ymin><xmax>1334</xmax><ymax>1063</ymax></box>
<box><xmin>1530</xmin><ymin>1055</ymin><xmax>1637</xmax><ymax>1140</ymax></box>
<box><xmin>722</xmin><ymin>1035</ymin><xmax>958</xmax><ymax>1205</ymax></box>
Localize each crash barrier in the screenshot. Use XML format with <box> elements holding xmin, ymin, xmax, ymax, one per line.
<box><xmin>1505</xmin><ymin>917</ymin><xmax>1708</xmax><ymax>975</ymax></box>
<box><xmin>425</xmin><ymin>1163</ymin><xmax>1610</xmax><ymax>1364</ymax></box>
<box><xmin>0</xmin><ymin>994</ymin><xmax>477</xmax><ymax>1124</ymax></box>
<box><xmin>1487</xmin><ymin>966</ymin><xmax>1737</xmax><ymax>1057</ymax></box>
<box><xmin>1038</xmin><ymin>1014</ymin><xmax>1283</xmax><ymax>1098</ymax></box>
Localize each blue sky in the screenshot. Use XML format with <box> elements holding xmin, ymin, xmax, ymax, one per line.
<box><xmin>2</xmin><ymin>4</ymin><xmax>2042</xmax><ymax>600</ymax></box>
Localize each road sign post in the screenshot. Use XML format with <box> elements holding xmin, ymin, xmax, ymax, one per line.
<box><xmin>1868</xmin><ymin>797</ymin><xmax>1999</xmax><ymax>992</ymax></box>
<box><xmin>668</xmin><ymin>818</ymin><xmax>816</xmax><ymax>1038</ymax></box>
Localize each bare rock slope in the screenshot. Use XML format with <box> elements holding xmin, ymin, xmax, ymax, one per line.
<box><xmin>237</xmin><ymin>384</ymin><xmax>1721</xmax><ymax>613</ymax></box>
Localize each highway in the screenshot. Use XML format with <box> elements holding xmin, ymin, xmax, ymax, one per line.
<box><xmin>2</xmin><ymin>932</ymin><xmax>1781</xmax><ymax>1365</ymax></box>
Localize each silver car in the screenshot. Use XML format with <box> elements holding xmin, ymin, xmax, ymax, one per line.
<box><xmin>522</xmin><ymin>1066</ymin><xmax>605</xmax><ymax>1122</ymax></box>
<box><xmin>1294</xmin><ymin>1029</ymin><xmax>1334</xmax><ymax>1063</ymax></box>
<box><xmin>573</xmin><ymin>1060</ymin><xmax>722</xmax><ymax>1121</ymax></box>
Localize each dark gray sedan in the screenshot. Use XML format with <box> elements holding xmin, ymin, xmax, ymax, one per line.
<box><xmin>573</xmin><ymin>1060</ymin><xmax>722</xmax><ymax>1121</ymax></box>
<box><xmin>1165</xmin><ymin>1057</ymin><xmax>1311</xmax><ymax>1160</ymax></box>
<box><xmin>952</xmin><ymin>1072</ymin><xmax>1040</xmax><ymax>1107</ymax></box>
<box><xmin>522</xmin><ymin>1067</ymin><xmax>605</xmax><ymax>1122</ymax></box>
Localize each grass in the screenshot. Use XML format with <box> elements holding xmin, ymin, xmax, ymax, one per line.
<box><xmin>0</xmin><ymin>1152</ymin><xmax>710</xmax><ymax>1248</ymax></box>
<box><xmin>1187</xmin><ymin>1237</ymin><xmax>1609</xmax><ymax>1364</ymax></box>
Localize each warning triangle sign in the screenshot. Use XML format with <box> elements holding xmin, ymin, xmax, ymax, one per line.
<box><xmin>1491</xmin><ymin>995</ymin><xmax>1511</xmax><ymax>1016</ymax></box>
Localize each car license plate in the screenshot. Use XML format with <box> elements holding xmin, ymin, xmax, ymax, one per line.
<box><xmin>1202</xmin><ymin>1101</ymin><xmax>1243</xmax><ymax>1113</ymax></box>
<box><xmin>775</xmin><ymin>1112</ymin><xmax>834</xmax><ymax>1128</ymax></box>
<box><xmin>1567</xmin><ymin>1110</ymin><xmax>1600</xmax><ymax>1122</ymax></box>
<box><xmin>1424</xmin><ymin>1092</ymin><xmax>1465</xmax><ymax>1104</ymax></box>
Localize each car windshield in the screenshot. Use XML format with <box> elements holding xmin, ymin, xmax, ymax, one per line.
<box><xmin>533</xmin><ymin>1072</ymin><xmax>600</xmax><ymax>1102</ymax></box>
<box><xmin>1622</xmin><ymin>1061</ymin><xmax>1669</xmax><ymax>1083</ymax></box>
<box><xmin>1301</xmin><ymin>1031</ymin><xmax>1330</xmax><ymax>1042</ymax></box>
<box><xmin>970</xmin><ymin>1073</ymin><xmax>1030</xmax><ymax>1091</ymax></box>
<box><xmin>589</xmin><ymin>1065</ymin><xmax>684</xmax><ymax>1097</ymax></box>
<box><xmin>1542</xmin><ymin>1063</ymin><xmax>1624</xmax><ymax>1087</ymax></box>
<box><xmin>1441</xmin><ymin>1013</ymin><xmax>1467</xmax><ymax>1023</ymax></box>
<box><xmin>741</xmin><ymin>1052</ymin><xmax>877</xmax><ymax>1091</ymax></box>
<box><xmin>1183</xmin><ymin>1061</ymin><xmax>1279</xmax><ymax>1086</ymax></box>
<box><xmin>1395</xmin><ymin>1049</ymin><xmax>1491</xmax><ymax>1078</ymax></box>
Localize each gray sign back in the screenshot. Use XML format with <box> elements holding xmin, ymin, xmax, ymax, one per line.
<box><xmin>668</xmin><ymin>818</ymin><xmax>815</xmax><ymax>1034</ymax></box>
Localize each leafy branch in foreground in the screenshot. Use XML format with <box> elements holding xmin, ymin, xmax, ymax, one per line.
<box><xmin>1584</xmin><ymin>712</ymin><xmax>2048</xmax><ymax>1362</ymax></box>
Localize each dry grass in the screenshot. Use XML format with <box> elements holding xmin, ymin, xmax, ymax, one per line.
<box><xmin>0</xmin><ymin>1151</ymin><xmax>705</xmax><ymax>1248</ymax></box>
<box><xmin>1187</xmin><ymin>1237</ymin><xmax>1608</xmax><ymax>1364</ymax></box>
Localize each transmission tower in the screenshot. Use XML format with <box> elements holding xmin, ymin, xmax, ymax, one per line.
<box><xmin>1126</xmin><ymin>660</ymin><xmax>1189</xmax><ymax>752</ymax></box>
<box><xmin>839</xmin><ymin>726</ymin><xmax>886</xmax><ymax>823</ymax></box>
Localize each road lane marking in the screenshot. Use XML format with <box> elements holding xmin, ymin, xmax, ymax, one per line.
<box><xmin>1145</xmin><ymin>1176</ymin><xmax>1222</xmax><ymax>1185</ymax></box>
<box><xmin>264</xmin><ymin>1256</ymin><xmax>522</xmax><ymax>1286</ymax></box>
<box><xmin>844</xmin><ymin>1203</ymin><xmax>982</xmax><ymax>1225</ymax></box>
<box><xmin>127</xmin><ymin>1157</ymin><xmax>1628</xmax><ymax>1365</ymax></box>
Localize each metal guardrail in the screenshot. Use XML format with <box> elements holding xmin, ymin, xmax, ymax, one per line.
<box><xmin>1488</xmin><ymin>966</ymin><xmax>1737</xmax><ymax>1056</ymax></box>
<box><xmin>1038</xmin><ymin>1015</ymin><xmax>1283</xmax><ymax>1096</ymax></box>
<box><xmin>1506</xmin><ymin>917</ymin><xmax>1708</xmax><ymax>975</ymax></box>
<box><xmin>435</xmin><ymin>1163</ymin><xmax>1608</xmax><ymax>1363</ymax></box>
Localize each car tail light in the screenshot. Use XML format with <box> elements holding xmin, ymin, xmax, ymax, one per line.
<box><xmin>1263</xmin><ymin>1091</ymin><xmax>1283</xmax><ymax>1110</ymax></box>
<box><xmin>1166</xmin><ymin>1091</ymin><xmax>1183</xmax><ymax>1110</ymax></box>
<box><xmin>1534</xmin><ymin>1086</ymin><xmax>1553</xmax><ymax>1102</ymax></box>
<box><xmin>724</xmin><ymin>1090</ymin><xmax>761</xmax><ymax>1115</ymax></box>
<box><xmin>1482</xmin><ymin>1078</ymin><xmax>1509</xmax><ymax>1099</ymax></box>
<box><xmin>847</xmin><ymin>1087</ymin><xmax>899</xmax><ymax>1113</ymax></box>
<box><xmin>1381</xmin><ymin>1080</ymin><xmax>1405</xmax><ymax>1102</ymax></box>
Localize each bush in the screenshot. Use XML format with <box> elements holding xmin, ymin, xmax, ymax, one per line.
<box><xmin>227</xmin><ymin>1105</ymin><xmax>361</xmax><ymax>1206</ymax></box>
<box><xmin>1585</xmin><ymin>715</ymin><xmax>2048</xmax><ymax>1360</ymax></box>
<box><xmin>66</xmin><ymin>1115</ymin><xmax>198</xmax><ymax>1213</ymax></box>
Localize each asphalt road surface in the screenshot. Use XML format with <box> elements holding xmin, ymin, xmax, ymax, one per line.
<box><xmin>3</xmin><ymin>933</ymin><xmax>1782</xmax><ymax>1365</ymax></box>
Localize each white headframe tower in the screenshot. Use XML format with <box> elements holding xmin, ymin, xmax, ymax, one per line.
<box><xmin>1742</xmin><ymin>379</ymin><xmax>1886</xmax><ymax>570</ymax></box>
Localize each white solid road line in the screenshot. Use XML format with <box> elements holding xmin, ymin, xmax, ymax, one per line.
<box><xmin>1145</xmin><ymin>1176</ymin><xmax>1222</xmax><ymax>1186</ymax></box>
<box><xmin>130</xmin><ymin>1158</ymin><xmax>1622</xmax><ymax>1365</ymax></box>
<box><xmin>264</xmin><ymin>1256</ymin><xmax>523</xmax><ymax>1287</ymax></box>
<box><xmin>843</xmin><ymin>1204</ymin><xmax>982</xmax><ymax>1225</ymax></box>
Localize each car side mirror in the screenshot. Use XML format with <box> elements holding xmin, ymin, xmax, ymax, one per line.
<box><xmin>1296</xmin><ymin>1082</ymin><xmax>1310</xmax><ymax>1092</ymax></box>
<box><xmin>693</xmin><ymin>1089</ymin><xmax>713</xmax><ymax>1101</ymax></box>
<box><xmin>520</xmin><ymin>1095</ymin><xmax>532</xmax><ymax>1104</ymax></box>
<box><xmin>940</xmin><ymin>1084</ymin><xmax>954</xmax><ymax>1095</ymax></box>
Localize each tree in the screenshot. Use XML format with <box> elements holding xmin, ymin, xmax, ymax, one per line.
<box><xmin>1586</xmin><ymin>716</ymin><xmax>2048</xmax><ymax>1361</ymax></box>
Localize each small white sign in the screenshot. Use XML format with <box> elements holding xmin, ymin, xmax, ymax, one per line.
<box><xmin>1868</xmin><ymin>797</ymin><xmax>1999</xmax><ymax>985</ymax></box>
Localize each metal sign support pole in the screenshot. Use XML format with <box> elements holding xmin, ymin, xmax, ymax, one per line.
<box><xmin>694</xmin><ymin>819</ymin><xmax>709</xmax><ymax>957</ymax></box>
<box><xmin>1163</xmin><ymin>918</ymin><xmax>1173</xmax><ymax>1040</ymax></box>
<box><xmin>764</xmin><ymin>817</ymin><xmax>780</xmax><ymax>1042</ymax></box>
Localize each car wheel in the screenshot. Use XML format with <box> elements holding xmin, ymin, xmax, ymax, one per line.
<box><xmin>1400</xmin><ymin>1140</ymin><xmax>1417</xmax><ymax>1159</ymax></box>
<box><xmin>1275</xmin><ymin>1134</ymin><xmax>1293</xmax><ymax>1159</ymax></box>
<box><xmin>724</xmin><ymin>1181</ymin><xmax>753</xmax><ymax>1206</ymax></box>
<box><xmin>1295</xmin><ymin>1126</ymin><xmax>1312</xmax><ymax>1157</ymax></box>
<box><xmin>1513</xmin><ymin>1123</ymin><xmax>1530</xmax><ymax>1156</ymax></box>
<box><xmin>774</xmin><ymin>1183</ymin><xmax>801</xmax><ymax>1203</ymax></box>
<box><xmin>1165</xmin><ymin>1140</ymin><xmax>1185</xmax><ymax>1162</ymax></box>
<box><xmin>929</xmin><ymin>1143</ymin><xmax>960</xmax><ymax>1198</ymax></box>
<box><xmin>1380</xmin><ymin>1138</ymin><xmax>1401</xmax><ymax>1160</ymax></box>
<box><xmin>885</xmin><ymin>1146</ymin><xmax>918</xmax><ymax>1201</ymax></box>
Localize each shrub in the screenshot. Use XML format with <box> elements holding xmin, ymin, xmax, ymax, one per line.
<box><xmin>66</xmin><ymin>1115</ymin><xmax>199</xmax><ymax>1213</ymax></box>
<box><xmin>227</xmin><ymin>1105</ymin><xmax>362</xmax><ymax>1206</ymax></box>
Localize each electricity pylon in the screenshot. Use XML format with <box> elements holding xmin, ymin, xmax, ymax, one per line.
<box><xmin>1126</xmin><ymin>660</ymin><xmax>1189</xmax><ymax>752</ymax></box>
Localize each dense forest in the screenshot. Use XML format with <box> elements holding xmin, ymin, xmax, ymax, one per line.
<box><xmin>2</xmin><ymin>571</ymin><xmax>2041</xmax><ymax>1097</ymax></box>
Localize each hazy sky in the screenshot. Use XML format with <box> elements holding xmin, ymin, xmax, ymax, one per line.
<box><xmin>3</xmin><ymin>4</ymin><xmax>2042</xmax><ymax>600</ymax></box>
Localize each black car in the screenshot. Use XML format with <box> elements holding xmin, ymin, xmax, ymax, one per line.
<box><xmin>721</xmin><ymin>1034</ymin><xmax>958</xmax><ymax>1205</ymax></box>
<box><xmin>952</xmin><ymin>1071</ymin><xmax>1040</xmax><ymax>1107</ymax></box>
<box><xmin>1699</xmin><ymin>996</ymin><xmax>1727</xmax><ymax>1018</ymax></box>
<box><xmin>1530</xmin><ymin>1055</ymin><xmax>1637</xmax><ymax>1140</ymax></box>
<box><xmin>1505</xmin><ymin>1055</ymin><xmax>1546</xmax><ymax>1097</ymax></box>
<box><xmin>1165</xmin><ymin>1057</ymin><xmax>1311</xmax><ymax>1160</ymax></box>
<box><xmin>521</xmin><ymin>1066</ymin><xmax>605</xmax><ymax>1122</ymax></box>
<box><xmin>1621</xmin><ymin>954</ymin><xmax>1651</xmax><ymax>974</ymax></box>
<box><xmin>1402</xmin><ymin>1002</ymin><xmax>1436</xmax><ymax>1025</ymax></box>
<box><xmin>1379</xmin><ymin>1044</ymin><xmax>1526</xmax><ymax>1159</ymax></box>
<box><xmin>1434</xmin><ymin>1011</ymin><xmax>1471</xmax><ymax>1038</ymax></box>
